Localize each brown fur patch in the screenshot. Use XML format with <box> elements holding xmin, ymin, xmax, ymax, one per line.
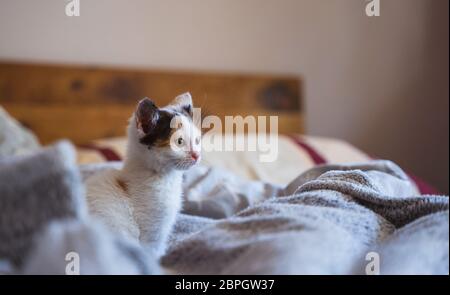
<box><xmin>116</xmin><ymin>178</ymin><xmax>129</xmax><ymax>195</ymax></box>
<box><xmin>154</xmin><ymin>127</ymin><xmax>178</xmax><ymax>147</ymax></box>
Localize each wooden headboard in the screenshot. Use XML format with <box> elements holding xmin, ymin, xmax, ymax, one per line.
<box><xmin>0</xmin><ymin>61</ymin><xmax>303</xmax><ymax>145</ymax></box>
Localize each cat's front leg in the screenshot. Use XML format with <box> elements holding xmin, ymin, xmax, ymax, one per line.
<box><xmin>132</xmin><ymin>185</ymin><xmax>183</xmax><ymax>256</ymax></box>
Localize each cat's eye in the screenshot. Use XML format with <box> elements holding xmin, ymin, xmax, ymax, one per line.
<box><xmin>195</xmin><ymin>137</ymin><xmax>200</xmax><ymax>145</ymax></box>
<box><xmin>176</xmin><ymin>137</ymin><xmax>184</xmax><ymax>146</ymax></box>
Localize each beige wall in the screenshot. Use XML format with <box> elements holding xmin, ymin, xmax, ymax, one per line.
<box><xmin>0</xmin><ymin>0</ymin><xmax>448</xmax><ymax>192</ymax></box>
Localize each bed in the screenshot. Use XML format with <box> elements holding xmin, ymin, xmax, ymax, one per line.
<box><xmin>0</xmin><ymin>61</ymin><xmax>438</xmax><ymax>193</ymax></box>
<box><xmin>0</xmin><ymin>61</ymin><xmax>448</xmax><ymax>275</ymax></box>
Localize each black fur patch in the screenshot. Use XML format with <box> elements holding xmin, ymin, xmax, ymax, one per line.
<box><xmin>182</xmin><ymin>104</ymin><xmax>193</xmax><ymax>117</ymax></box>
<box><xmin>139</xmin><ymin>109</ymin><xmax>176</xmax><ymax>148</ymax></box>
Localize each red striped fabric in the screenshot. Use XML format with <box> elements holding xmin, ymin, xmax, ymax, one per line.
<box><xmin>288</xmin><ymin>135</ymin><xmax>441</xmax><ymax>195</ymax></box>
<box><xmin>78</xmin><ymin>144</ymin><xmax>122</xmax><ymax>161</ymax></box>
<box><xmin>79</xmin><ymin>136</ymin><xmax>442</xmax><ymax>195</ymax></box>
<box><xmin>407</xmin><ymin>173</ymin><xmax>441</xmax><ymax>195</ymax></box>
<box><xmin>288</xmin><ymin>135</ymin><xmax>327</xmax><ymax>165</ymax></box>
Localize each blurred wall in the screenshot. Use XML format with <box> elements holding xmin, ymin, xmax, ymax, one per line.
<box><xmin>0</xmin><ymin>0</ymin><xmax>448</xmax><ymax>192</ymax></box>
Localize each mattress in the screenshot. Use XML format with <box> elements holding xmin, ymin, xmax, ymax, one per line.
<box><xmin>76</xmin><ymin>134</ymin><xmax>368</xmax><ymax>184</ymax></box>
<box><xmin>76</xmin><ymin>134</ymin><xmax>438</xmax><ymax>194</ymax></box>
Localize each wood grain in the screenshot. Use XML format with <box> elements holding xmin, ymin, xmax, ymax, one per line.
<box><xmin>0</xmin><ymin>61</ymin><xmax>303</xmax><ymax>144</ymax></box>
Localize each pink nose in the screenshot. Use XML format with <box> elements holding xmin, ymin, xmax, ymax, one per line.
<box><xmin>190</xmin><ymin>152</ymin><xmax>200</xmax><ymax>161</ymax></box>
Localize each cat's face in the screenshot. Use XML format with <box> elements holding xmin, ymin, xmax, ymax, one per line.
<box><xmin>134</xmin><ymin>93</ymin><xmax>201</xmax><ymax>170</ymax></box>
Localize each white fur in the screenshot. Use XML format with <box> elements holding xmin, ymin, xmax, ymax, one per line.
<box><xmin>86</xmin><ymin>94</ymin><xmax>201</xmax><ymax>256</ymax></box>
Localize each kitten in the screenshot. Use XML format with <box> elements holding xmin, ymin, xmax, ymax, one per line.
<box><xmin>86</xmin><ymin>93</ymin><xmax>201</xmax><ymax>256</ymax></box>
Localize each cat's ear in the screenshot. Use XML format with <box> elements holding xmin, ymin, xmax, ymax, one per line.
<box><xmin>170</xmin><ymin>92</ymin><xmax>193</xmax><ymax>117</ymax></box>
<box><xmin>135</xmin><ymin>98</ymin><xmax>159</xmax><ymax>136</ymax></box>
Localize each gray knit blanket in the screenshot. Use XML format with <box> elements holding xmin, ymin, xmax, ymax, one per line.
<box><xmin>0</xmin><ymin>142</ymin><xmax>448</xmax><ymax>274</ymax></box>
